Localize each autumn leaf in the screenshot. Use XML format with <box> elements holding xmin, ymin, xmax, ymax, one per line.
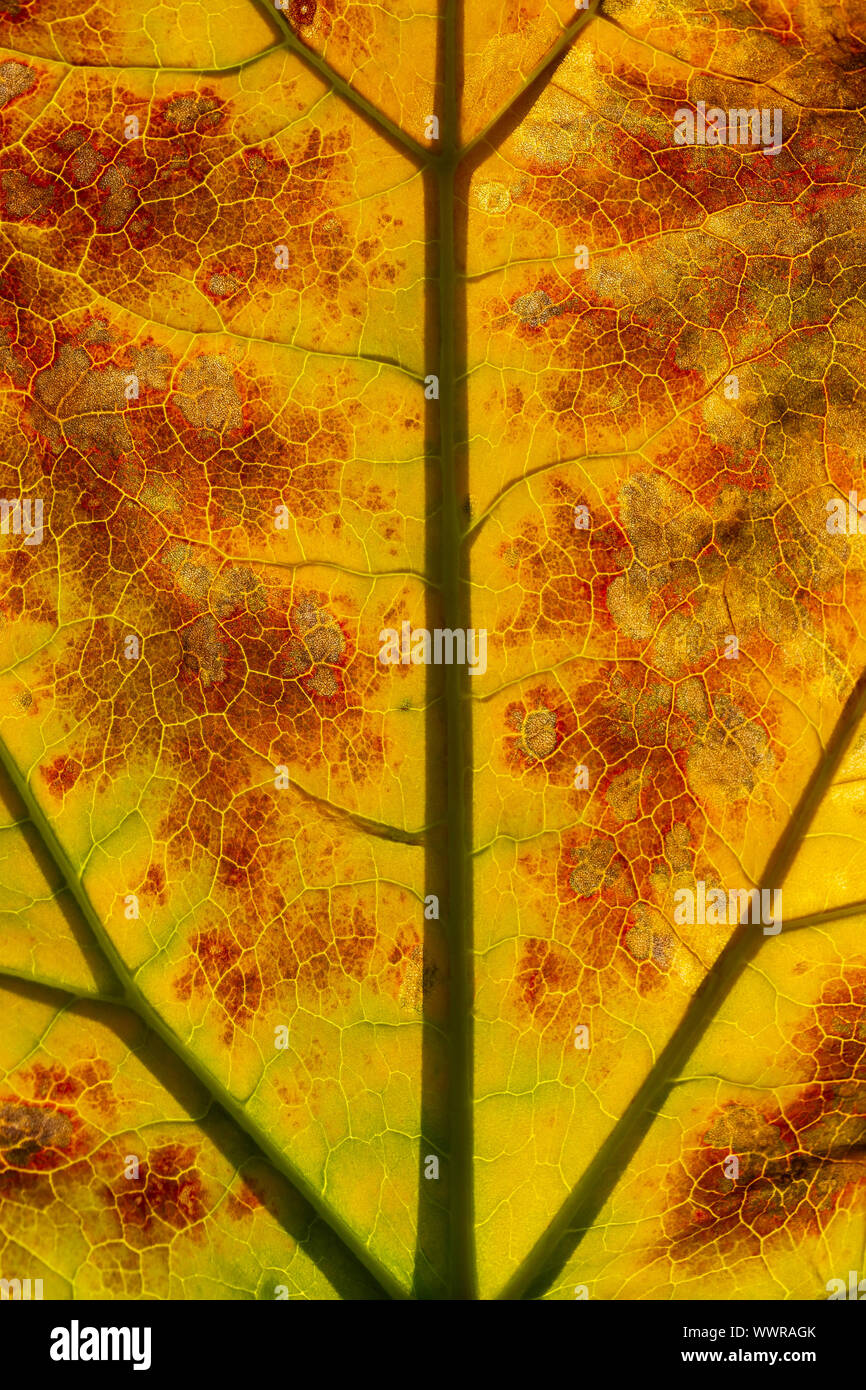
<box><xmin>0</xmin><ymin>0</ymin><xmax>865</xmax><ymax>1302</ymax></box>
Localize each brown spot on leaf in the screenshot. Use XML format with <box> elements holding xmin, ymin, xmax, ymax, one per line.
<box><xmin>163</xmin><ymin>94</ymin><xmax>223</xmax><ymax>134</ymax></box>
<box><xmin>0</xmin><ymin>1102</ymin><xmax>72</xmax><ymax>1166</ymax></box>
<box><xmin>660</xmin><ymin>967</ymin><xmax>866</xmax><ymax>1268</ymax></box>
<box><xmin>0</xmin><ymin>61</ymin><xmax>35</xmax><ymax>106</ymax></box>
<box><xmin>289</xmin><ymin>0</ymin><xmax>316</xmax><ymax>25</ymax></box>
<box><xmin>116</xmin><ymin>1142</ymin><xmax>209</xmax><ymax>1246</ymax></box>
<box><xmin>41</xmin><ymin>755</ymin><xmax>82</xmax><ymax>796</ymax></box>
<box><xmin>569</xmin><ymin>838</ymin><xmax>620</xmax><ymax>897</ymax></box>
<box><xmin>174</xmin><ymin>356</ymin><xmax>242</xmax><ymax>434</ymax></box>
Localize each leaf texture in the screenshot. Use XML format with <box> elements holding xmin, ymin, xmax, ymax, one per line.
<box><xmin>0</xmin><ymin>0</ymin><xmax>865</xmax><ymax>1301</ymax></box>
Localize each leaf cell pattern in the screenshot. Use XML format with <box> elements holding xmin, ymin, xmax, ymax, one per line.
<box><xmin>0</xmin><ymin>0</ymin><xmax>865</xmax><ymax>1301</ymax></box>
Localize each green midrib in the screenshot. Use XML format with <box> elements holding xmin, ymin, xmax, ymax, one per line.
<box><xmin>437</xmin><ymin>0</ymin><xmax>476</xmax><ymax>1301</ymax></box>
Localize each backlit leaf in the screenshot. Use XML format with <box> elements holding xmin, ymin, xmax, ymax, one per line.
<box><xmin>0</xmin><ymin>0</ymin><xmax>864</xmax><ymax>1301</ymax></box>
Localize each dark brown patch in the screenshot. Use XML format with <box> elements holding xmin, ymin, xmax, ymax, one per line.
<box><xmin>660</xmin><ymin>966</ymin><xmax>866</xmax><ymax>1268</ymax></box>
<box><xmin>40</xmin><ymin>754</ymin><xmax>82</xmax><ymax>796</ymax></box>
<box><xmin>115</xmin><ymin>1142</ymin><xmax>209</xmax><ymax>1246</ymax></box>
<box><xmin>289</xmin><ymin>0</ymin><xmax>317</xmax><ymax>29</ymax></box>
<box><xmin>0</xmin><ymin>1101</ymin><xmax>72</xmax><ymax>1166</ymax></box>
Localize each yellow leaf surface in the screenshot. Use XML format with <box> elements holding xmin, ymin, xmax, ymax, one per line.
<box><xmin>0</xmin><ymin>0</ymin><xmax>864</xmax><ymax>1302</ymax></box>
